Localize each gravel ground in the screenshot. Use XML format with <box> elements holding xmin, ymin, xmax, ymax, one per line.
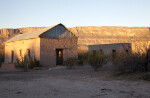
<box><xmin>0</xmin><ymin>64</ymin><xmax>150</xmax><ymax>98</ymax></box>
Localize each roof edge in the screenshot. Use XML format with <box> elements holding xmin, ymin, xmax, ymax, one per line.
<box><xmin>58</xmin><ymin>23</ymin><xmax>78</xmax><ymax>38</ymax></box>
<box><xmin>5</xmin><ymin>37</ymin><xmax>40</xmax><ymax>44</ymax></box>
<box><xmin>39</xmin><ymin>23</ymin><xmax>78</xmax><ymax>38</ymax></box>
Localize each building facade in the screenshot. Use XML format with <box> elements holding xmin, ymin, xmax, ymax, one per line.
<box><xmin>5</xmin><ymin>24</ymin><xmax>78</xmax><ymax>67</ymax></box>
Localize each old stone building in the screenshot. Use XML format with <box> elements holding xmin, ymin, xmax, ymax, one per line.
<box><xmin>88</xmin><ymin>41</ymin><xmax>150</xmax><ymax>55</ymax></box>
<box><xmin>88</xmin><ymin>43</ymin><xmax>131</xmax><ymax>55</ymax></box>
<box><xmin>4</xmin><ymin>24</ymin><xmax>78</xmax><ymax>67</ymax></box>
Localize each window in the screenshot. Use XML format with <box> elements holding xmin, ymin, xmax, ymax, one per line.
<box><xmin>93</xmin><ymin>50</ymin><xmax>96</xmax><ymax>55</ymax></box>
<box><xmin>28</xmin><ymin>49</ymin><xmax>30</xmax><ymax>57</ymax></box>
<box><xmin>11</xmin><ymin>50</ymin><xmax>14</xmax><ymax>63</ymax></box>
<box><xmin>20</xmin><ymin>50</ymin><xmax>22</xmax><ymax>57</ymax></box>
<box><xmin>100</xmin><ymin>49</ymin><xmax>104</xmax><ymax>54</ymax></box>
<box><xmin>112</xmin><ymin>50</ymin><xmax>116</xmax><ymax>53</ymax></box>
<box><xmin>126</xmin><ymin>50</ymin><xmax>129</xmax><ymax>53</ymax></box>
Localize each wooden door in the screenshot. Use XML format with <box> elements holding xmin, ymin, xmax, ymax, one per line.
<box><xmin>56</xmin><ymin>49</ymin><xmax>63</xmax><ymax>65</ymax></box>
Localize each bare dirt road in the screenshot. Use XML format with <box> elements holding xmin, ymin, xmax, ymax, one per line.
<box><xmin>0</xmin><ymin>65</ymin><xmax>150</xmax><ymax>98</ymax></box>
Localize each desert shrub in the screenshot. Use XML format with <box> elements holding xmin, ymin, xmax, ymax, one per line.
<box><xmin>140</xmin><ymin>73</ymin><xmax>150</xmax><ymax>81</ymax></box>
<box><xmin>64</xmin><ymin>57</ymin><xmax>77</xmax><ymax>69</ymax></box>
<box><xmin>88</xmin><ymin>51</ymin><xmax>108</xmax><ymax>71</ymax></box>
<box><xmin>28</xmin><ymin>56</ymin><xmax>40</xmax><ymax>69</ymax></box>
<box><xmin>15</xmin><ymin>55</ymin><xmax>39</xmax><ymax>70</ymax></box>
<box><xmin>78</xmin><ymin>52</ymin><xmax>88</xmax><ymax>66</ymax></box>
<box><xmin>111</xmin><ymin>52</ymin><xmax>147</xmax><ymax>74</ymax></box>
<box><xmin>15</xmin><ymin>56</ymin><xmax>28</xmax><ymax>68</ymax></box>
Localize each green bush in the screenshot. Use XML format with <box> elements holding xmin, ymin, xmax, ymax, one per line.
<box><xmin>64</xmin><ymin>57</ymin><xmax>77</xmax><ymax>69</ymax></box>
<box><xmin>88</xmin><ymin>51</ymin><xmax>108</xmax><ymax>71</ymax></box>
<box><xmin>111</xmin><ymin>52</ymin><xmax>147</xmax><ymax>74</ymax></box>
<box><xmin>15</xmin><ymin>55</ymin><xmax>39</xmax><ymax>70</ymax></box>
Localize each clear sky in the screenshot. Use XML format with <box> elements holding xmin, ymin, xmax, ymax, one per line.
<box><xmin>0</xmin><ymin>0</ymin><xmax>150</xmax><ymax>29</ymax></box>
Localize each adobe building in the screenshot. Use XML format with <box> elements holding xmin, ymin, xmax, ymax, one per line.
<box><xmin>88</xmin><ymin>41</ymin><xmax>150</xmax><ymax>55</ymax></box>
<box><xmin>88</xmin><ymin>43</ymin><xmax>131</xmax><ymax>55</ymax></box>
<box><xmin>4</xmin><ymin>23</ymin><xmax>78</xmax><ymax>67</ymax></box>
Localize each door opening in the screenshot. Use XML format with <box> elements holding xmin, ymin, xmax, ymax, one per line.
<box><xmin>56</xmin><ymin>49</ymin><xmax>63</xmax><ymax>65</ymax></box>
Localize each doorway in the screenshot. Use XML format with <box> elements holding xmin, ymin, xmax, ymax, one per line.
<box><xmin>56</xmin><ymin>49</ymin><xmax>63</xmax><ymax>65</ymax></box>
<box><xmin>11</xmin><ymin>50</ymin><xmax>14</xmax><ymax>63</ymax></box>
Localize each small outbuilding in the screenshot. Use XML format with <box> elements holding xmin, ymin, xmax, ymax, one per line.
<box><xmin>88</xmin><ymin>43</ymin><xmax>131</xmax><ymax>55</ymax></box>
<box><xmin>5</xmin><ymin>23</ymin><xmax>78</xmax><ymax>67</ymax></box>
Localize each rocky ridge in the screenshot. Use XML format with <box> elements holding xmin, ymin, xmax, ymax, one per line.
<box><xmin>0</xmin><ymin>26</ymin><xmax>150</xmax><ymax>51</ymax></box>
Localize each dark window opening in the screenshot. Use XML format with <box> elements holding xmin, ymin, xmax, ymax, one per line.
<box><xmin>112</xmin><ymin>50</ymin><xmax>116</xmax><ymax>53</ymax></box>
<box><xmin>20</xmin><ymin>50</ymin><xmax>22</xmax><ymax>57</ymax></box>
<box><xmin>126</xmin><ymin>50</ymin><xmax>129</xmax><ymax>53</ymax></box>
<box><xmin>100</xmin><ymin>49</ymin><xmax>104</xmax><ymax>54</ymax></box>
<box><xmin>28</xmin><ymin>49</ymin><xmax>30</xmax><ymax>57</ymax></box>
<box><xmin>11</xmin><ymin>50</ymin><xmax>14</xmax><ymax>63</ymax></box>
<box><xmin>93</xmin><ymin>50</ymin><xmax>96</xmax><ymax>55</ymax></box>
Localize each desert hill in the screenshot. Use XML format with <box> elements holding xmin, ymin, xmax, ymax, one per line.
<box><xmin>0</xmin><ymin>26</ymin><xmax>150</xmax><ymax>51</ymax></box>
<box><xmin>0</xmin><ymin>27</ymin><xmax>46</xmax><ymax>48</ymax></box>
<box><xmin>69</xmin><ymin>26</ymin><xmax>150</xmax><ymax>50</ymax></box>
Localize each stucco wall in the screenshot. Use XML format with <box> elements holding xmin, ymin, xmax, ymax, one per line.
<box><xmin>40</xmin><ymin>38</ymin><xmax>78</xmax><ymax>67</ymax></box>
<box><xmin>5</xmin><ymin>38</ymin><xmax>40</xmax><ymax>63</ymax></box>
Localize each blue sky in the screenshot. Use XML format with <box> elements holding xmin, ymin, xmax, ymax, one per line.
<box><xmin>0</xmin><ymin>0</ymin><xmax>150</xmax><ymax>29</ymax></box>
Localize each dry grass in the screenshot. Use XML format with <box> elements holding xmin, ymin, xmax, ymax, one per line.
<box><xmin>111</xmin><ymin>51</ymin><xmax>149</xmax><ymax>74</ymax></box>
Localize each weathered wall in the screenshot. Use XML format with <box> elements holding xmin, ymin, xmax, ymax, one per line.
<box><xmin>5</xmin><ymin>38</ymin><xmax>40</xmax><ymax>63</ymax></box>
<box><xmin>88</xmin><ymin>43</ymin><xmax>131</xmax><ymax>55</ymax></box>
<box><xmin>40</xmin><ymin>38</ymin><xmax>78</xmax><ymax>67</ymax></box>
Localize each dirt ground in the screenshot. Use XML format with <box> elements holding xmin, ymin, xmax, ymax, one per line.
<box><xmin>0</xmin><ymin>64</ymin><xmax>150</xmax><ymax>98</ymax></box>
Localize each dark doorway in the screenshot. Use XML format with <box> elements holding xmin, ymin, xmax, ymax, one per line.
<box><xmin>56</xmin><ymin>49</ymin><xmax>63</xmax><ymax>65</ymax></box>
<box><xmin>11</xmin><ymin>50</ymin><xmax>14</xmax><ymax>63</ymax></box>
